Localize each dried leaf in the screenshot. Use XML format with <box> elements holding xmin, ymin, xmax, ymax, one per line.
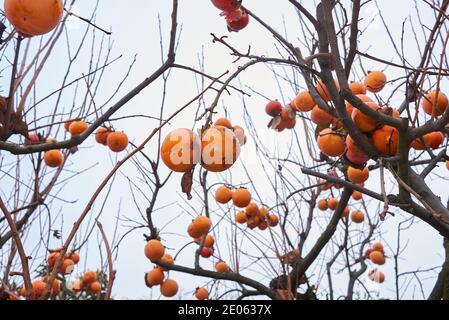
<box><xmin>181</xmin><ymin>170</ymin><xmax>194</xmax><ymax>200</ymax></box>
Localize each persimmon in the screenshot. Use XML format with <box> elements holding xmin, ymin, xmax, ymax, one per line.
<box><xmin>215</xmin><ymin>185</ymin><xmax>233</xmax><ymax>204</ymax></box>
<box><xmin>201</xmin><ymin>126</ymin><xmax>240</xmax><ymax>172</ymax></box>
<box><xmin>193</xmin><ymin>216</ymin><xmax>212</xmax><ymax>235</ymax></box>
<box><xmin>226</xmin><ymin>8</ymin><xmax>249</xmax><ymax>32</ymax></box>
<box><xmin>159</xmin><ymin>254</ymin><xmax>175</xmax><ymax>271</ymax></box>
<box><xmin>421</xmin><ymin>91</ymin><xmax>448</xmax><ymax>116</ymax></box>
<box><xmin>195</xmin><ymin>234</ymin><xmax>215</xmax><ymax>248</ymax></box>
<box><xmin>351</xmin><ymin>102</ymin><xmax>381</xmax><ymax>132</ymax></box>
<box><xmin>380</xmin><ymin>106</ymin><xmax>400</xmax><ymax>118</ymax></box>
<box><xmin>144</xmin><ymin>239</ymin><xmax>165</xmax><ymax>262</ymax></box>
<box><xmin>107</xmin><ymin>131</ymin><xmax>129</xmax><ymax>152</ymax></box>
<box><xmin>316</xmin><ymin>79</ymin><xmax>339</xmax><ymax>101</ymax></box>
<box><xmin>364</xmin><ymin>71</ymin><xmax>387</xmax><ymax>93</ymax></box>
<box><xmin>245</xmin><ymin>202</ymin><xmax>259</xmax><ymax>217</ymax></box>
<box><xmin>47</xmin><ymin>279</ymin><xmax>60</xmax><ymax>296</ymax></box>
<box><xmin>195</xmin><ymin>287</ymin><xmax>209</xmax><ymax>300</ymax></box>
<box><xmin>214</xmin><ymin>117</ymin><xmax>232</xmax><ymax>129</ymax></box>
<box><xmin>161</xmin><ymin>128</ymin><xmax>201</xmax><ymax>172</ymax></box>
<box><xmin>47</xmin><ymin>251</ymin><xmax>60</xmax><ymax>267</ymax></box>
<box><xmin>280</xmin><ymin>108</ymin><xmax>297</xmax><ymax>129</ymax></box>
<box><xmin>4</xmin><ymin>0</ymin><xmax>64</xmax><ymax>37</ymax></box>
<box><xmin>412</xmin><ymin>132</ymin><xmax>444</xmax><ymax>150</ymax></box>
<box><xmin>317</xmin><ymin>128</ymin><xmax>346</xmax><ymax>157</ymax></box>
<box><xmin>372</xmin><ymin>242</ymin><xmax>384</xmax><ymax>252</ymax></box>
<box><xmin>64</xmin><ymin>120</ymin><xmax>74</xmax><ymax>132</ymax></box>
<box><xmin>368</xmin><ymin>270</ymin><xmax>385</xmax><ymax>283</ymax></box>
<box><xmin>258</xmin><ymin>207</ymin><xmax>269</xmax><ymax>221</ymax></box>
<box><xmin>68</xmin><ymin>120</ymin><xmax>88</xmax><ymax>135</ymax></box>
<box><xmin>268</xmin><ymin>214</ymin><xmax>279</xmax><ymax>227</ymax></box>
<box><xmin>347</xmin><ymin>166</ymin><xmax>369</xmax><ymax>184</ymax></box>
<box><xmin>265</xmin><ymin>100</ymin><xmax>283</xmax><ymax>117</ymax></box>
<box><xmin>83</xmin><ymin>271</ymin><xmax>97</xmax><ymax>284</ymax></box>
<box><xmin>372</xmin><ymin>125</ymin><xmax>399</xmax><ymax>156</ymax></box>
<box><xmin>317</xmin><ymin>199</ymin><xmax>328</xmax><ymax>211</ymax></box>
<box><xmin>349</xmin><ymin>82</ymin><xmax>367</xmax><ymax>95</ymax></box>
<box><xmin>232</xmin><ymin>188</ymin><xmax>251</xmax><ymax>208</ymax></box>
<box><xmin>200</xmin><ymin>247</ymin><xmax>214</xmax><ymax>258</ymax></box>
<box><xmin>235</xmin><ymin>211</ymin><xmax>247</xmax><ymax>224</ymax></box>
<box><xmin>345</xmin><ymin>135</ymin><xmax>369</xmax><ymax>165</ymax></box>
<box><xmin>160</xmin><ymin>279</ymin><xmax>179</xmax><ymax>297</ymax></box>
<box><xmin>188</xmin><ymin>223</ymin><xmax>203</xmax><ymax>238</ymax></box>
<box><xmin>328</xmin><ymin>198</ymin><xmax>339</xmax><ymax>210</ymax></box>
<box><xmin>59</xmin><ymin>259</ymin><xmax>75</xmax><ymax>274</ymax></box>
<box><xmin>44</xmin><ymin>150</ymin><xmax>64</xmax><ymax>167</ymax></box>
<box><xmin>145</xmin><ymin>268</ymin><xmax>165</xmax><ymax>287</ymax></box>
<box><xmin>258</xmin><ymin>220</ymin><xmax>268</xmax><ymax>230</ymax></box>
<box><xmin>351</xmin><ymin>210</ymin><xmax>365</xmax><ymax>223</ymax></box>
<box><xmin>215</xmin><ymin>261</ymin><xmax>229</xmax><ymax>273</ymax></box>
<box><xmin>31</xmin><ymin>280</ymin><xmax>46</xmax><ymax>297</ymax></box>
<box><xmin>88</xmin><ymin>281</ymin><xmax>102</xmax><ymax>294</ymax></box>
<box><xmin>68</xmin><ymin>252</ymin><xmax>80</xmax><ymax>264</ymax></box>
<box><xmin>247</xmin><ymin>215</ymin><xmax>260</xmax><ymax>229</ymax></box>
<box><xmin>342</xmin><ymin>206</ymin><xmax>350</xmax><ymax>218</ymax></box>
<box><xmin>95</xmin><ymin>127</ymin><xmax>111</xmax><ymax>145</ymax></box>
<box><xmin>369</xmin><ymin>251</ymin><xmax>386</xmax><ymax>265</ymax></box>
<box><xmin>293</xmin><ymin>91</ymin><xmax>315</xmax><ymax>112</ymax></box>
<box><xmin>310</xmin><ymin>105</ymin><xmax>333</xmax><ymax>126</ymax></box>
<box><xmin>352</xmin><ymin>191</ymin><xmax>362</xmax><ymax>201</ymax></box>
<box><xmin>211</xmin><ymin>0</ymin><xmax>241</xmax><ymax>11</ymax></box>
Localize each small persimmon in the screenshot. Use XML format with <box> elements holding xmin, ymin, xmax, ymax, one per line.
<box><xmin>59</xmin><ymin>259</ymin><xmax>75</xmax><ymax>274</ymax></box>
<box><xmin>245</xmin><ymin>202</ymin><xmax>259</xmax><ymax>217</ymax></box>
<box><xmin>317</xmin><ymin>199</ymin><xmax>328</xmax><ymax>211</ymax></box>
<box><xmin>145</xmin><ymin>268</ymin><xmax>165</xmax><ymax>287</ymax></box>
<box><xmin>349</xmin><ymin>82</ymin><xmax>367</xmax><ymax>95</ymax></box>
<box><xmin>195</xmin><ymin>287</ymin><xmax>209</xmax><ymax>300</ymax></box>
<box><xmin>88</xmin><ymin>281</ymin><xmax>102</xmax><ymax>294</ymax></box>
<box><xmin>144</xmin><ymin>239</ymin><xmax>165</xmax><ymax>262</ymax></box>
<box><xmin>328</xmin><ymin>198</ymin><xmax>339</xmax><ymax>210</ymax></box>
<box><xmin>83</xmin><ymin>271</ymin><xmax>97</xmax><ymax>284</ymax></box>
<box><xmin>268</xmin><ymin>214</ymin><xmax>279</xmax><ymax>227</ymax></box>
<box><xmin>193</xmin><ymin>216</ymin><xmax>212</xmax><ymax>235</ymax></box>
<box><xmin>68</xmin><ymin>120</ymin><xmax>88</xmax><ymax>135</ymax></box>
<box><xmin>159</xmin><ymin>254</ymin><xmax>175</xmax><ymax>271</ymax></box>
<box><xmin>107</xmin><ymin>131</ymin><xmax>129</xmax><ymax>153</ymax></box>
<box><xmin>247</xmin><ymin>215</ymin><xmax>260</xmax><ymax>229</ymax></box>
<box><xmin>215</xmin><ymin>185</ymin><xmax>233</xmax><ymax>204</ymax></box>
<box><xmin>372</xmin><ymin>242</ymin><xmax>384</xmax><ymax>252</ymax></box>
<box><xmin>351</xmin><ymin>210</ymin><xmax>365</xmax><ymax>223</ymax></box>
<box><xmin>364</xmin><ymin>71</ymin><xmax>387</xmax><ymax>93</ymax></box>
<box><xmin>235</xmin><ymin>211</ymin><xmax>247</xmax><ymax>224</ymax></box>
<box><xmin>47</xmin><ymin>251</ymin><xmax>60</xmax><ymax>267</ymax></box>
<box><xmin>44</xmin><ymin>150</ymin><xmax>64</xmax><ymax>167</ymax></box>
<box><xmin>369</xmin><ymin>251</ymin><xmax>386</xmax><ymax>265</ymax></box>
<box><xmin>352</xmin><ymin>191</ymin><xmax>362</xmax><ymax>201</ymax></box>
<box><xmin>215</xmin><ymin>261</ymin><xmax>229</xmax><ymax>273</ymax></box>
<box><xmin>232</xmin><ymin>188</ymin><xmax>251</xmax><ymax>208</ymax></box>
<box><xmin>95</xmin><ymin>127</ymin><xmax>111</xmax><ymax>145</ymax></box>
<box><xmin>214</xmin><ymin>117</ymin><xmax>232</xmax><ymax>129</ymax></box>
<box><xmin>160</xmin><ymin>279</ymin><xmax>179</xmax><ymax>297</ymax></box>
<box><xmin>421</xmin><ymin>91</ymin><xmax>448</xmax><ymax>116</ymax></box>
<box><xmin>347</xmin><ymin>166</ymin><xmax>369</xmax><ymax>184</ymax></box>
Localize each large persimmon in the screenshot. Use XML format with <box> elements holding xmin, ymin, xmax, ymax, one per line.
<box><xmin>346</xmin><ymin>94</ymin><xmax>373</xmax><ymax>116</ymax></box>
<box><xmin>192</xmin><ymin>216</ymin><xmax>212</xmax><ymax>235</ymax></box>
<box><xmin>5</xmin><ymin>0</ymin><xmax>64</xmax><ymax>37</ymax></box>
<box><xmin>421</xmin><ymin>91</ymin><xmax>448</xmax><ymax>116</ymax></box>
<box><xmin>351</xmin><ymin>102</ymin><xmax>381</xmax><ymax>132</ymax></box>
<box><xmin>310</xmin><ymin>105</ymin><xmax>333</xmax><ymax>126</ymax></box>
<box><xmin>144</xmin><ymin>239</ymin><xmax>165</xmax><ymax>262</ymax></box>
<box><xmin>372</xmin><ymin>125</ymin><xmax>399</xmax><ymax>156</ymax></box>
<box><xmin>161</xmin><ymin>128</ymin><xmax>201</xmax><ymax>172</ymax></box>
<box><xmin>346</xmin><ymin>135</ymin><xmax>369</xmax><ymax>164</ymax></box>
<box><xmin>411</xmin><ymin>131</ymin><xmax>444</xmax><ymax>150</ymax></box>
<box><xmin>293</xmin><ymin>91</ymin><xmax>315</xmax><ymax>112</ymax></box>
<box><xmin>347</xmin><ymin>166</ymin><xmax>369</xmax><ymax>184</ymax></box>
<box><xmin>201</xmin><ymin>126</ymin><xmax>240</xmax><ymax>172</ymax></box>
<box><xmin>364</xmin><ymin>71</ymin><xmax>387</xmax><ymax>93</ymax></box>
<box><xmin>317</xmin><ymin>128</ymin><xmax>346</xmax><ymax>157</ymax></box>
<box><xmin>232</xmin><ymin>188</ymin><xmax>251</xmax><ymax>208</ymax></box>
<box><xmin>107</xmin><ymin>131</ymin><xmax>129</xmax><ymax>152</ymax></box>
<box><xmin>215</xmin><ymin>185</ymin><xmax>232</xmax><ymax>204</ymax></box>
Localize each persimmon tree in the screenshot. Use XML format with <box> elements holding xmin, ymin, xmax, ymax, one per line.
<box><xmin>1</xmin><ymin>0</ymin><xmax>449</xmax><ymax>301</ymax></box>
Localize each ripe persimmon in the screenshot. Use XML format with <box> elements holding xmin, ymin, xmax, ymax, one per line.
<box><xmin>233</xmin><ymin>125</ymin><xmax>246</xmax><ymax>146</ymax></box>
<box><xmin>316</xmin><ymin>79</ymin><xmax>339</xmax><ymax>101</ymax></box>
<box><xmin>161</xmin><ymin>128</ymin><xmax>201</xmax><ymax>172</ymax></box>
<box><xmin>258</xmin><ymin>207</ymin><xmax>269</xmax><ymax>221</ymax></box>
<box><xmin>317</xmin><ymin>128</ymin><xmax>346</xmax><ymax>157</ymax></box>
<box><xmin>215</xmin><ymin>185</ymin><xmax>233</xmax><ymax>204</ymax></box>
<box><xmin>195</xmin><ymin>287</ymin><xmax>209</xmax><ymax>300</ymax></box>
<box><xmin>412</xmin><ymin>131</ymin><xmax>444</xmax><ymax>150</ymax></box>
<box><xmin>215</xmin><ymin>261</ymin><xmax>229</xmax><ymax>273</ymax></box>
<box><xmin>144</xmin><ymin>239</ymin><xmax>165</xmax><ymax>262</ymax></box>
<box><xmin>83</xmin><ymin>271</ymin><xmax>97</xmax><ymax>284</ymax></box>
<box><xmin>68</xmin><ymin>120</ymin><xmax>88</xmax><ymax>135</ymax></box>
<box><xmin>280</xmin><ymin>108</ymin><xmax>297</xmax><ymax>129</ymax></box>
<box><xmin>372</xmin><ymin>125</ymin><xmax>399</xmax><ymax>156</ymax></box>
<box><xmin>310</xmin><ymin>105</ymin><xmax>333</xmax><ymax>126</ymax></box>
<box><xmin>265</xmin><ymin>100</ymin><xmax>283</xmax><ymax>117</ymax></box>
<box><xmin>235</xmin><ymin>211</ymin><xmax>247</xmax><ymax>224</ymax></box>
<box><xmin>4</xmin><ymin>0</ymin><xmax>64</xmax><ymax>36</ymax></box>
<box><xmin>214</xmin><ymin>117</ymin><xmax>232</xmax><ymax>129</ymax></box>
<box><xmin>342</xmin><ymin>206</ymin><xmax>350</xmax><ymax>218</ymax></box>
<box><xmin>232</xmin><ymin>188</ymin><xmax>251</xmax><ymax>208</ymax></box>
<box><xmin>201</xmin><ymin>126</ymin><xmax>240</xmax><ymax>172</ymax></box>
<box><xmin>351</xmin><ymin>102</ymin><xmax>381</xmax><ymax>132</ymax></box>
<box><xmin>31</xmin><ymin>280</ymin><xmax>46</xmax><ymax>298</ymax></box>
<box><xmin>160</xmin><ymin>279</ymin><xmax>179</xmax><ymax>297</ymax></box>
<box><xmin>145</xmin><ymin>268</ymin><xmax>165</xmax><ymax>287</ymax></box>
<box><xmin>188</xmin><ymin>223</ymin><xmax>203</xmax><ymax>238</ymax></box>
<box><xmin>44</xmin><ymin>150</ymin><xmax>64</xmax><ymax>167</ymax></box>
<box><xmin>59</xmin><ymin>259</ymin><xmax>75</xmax><ymax>274</ymax></box>
<box><xmin>211</xmin><ymin>0</ymin><xmax>241</xmax><ymax>11</ymax></box>
<box><xmin>345</xmin><ymin>135</ymin><xmax>369</xmax><ymax>165</ymax></box>
<box><xmin>346</xmin><ymin>94</ymin><xmax>373</xmax><ymax>116</ymax></box>
<box><xmin>317</xmin><ymin>199</ymin><xmax>328</xmax><ymax>211</ymax></box>
<box><xmin>258</xmin><ymin>220</ymin><xmax>268</xmax><ymax>230</ymax></box>
<box><xmin>352</xmin><ymin>191</ymin><xmax>362</xmax><ymax>201</ymax></box>
<box><xmin>88</xmin><ymin>281</ymin><xmax>102</xmax><ymax>294</ymax></box>
<box><xmin>247</xmin><ymin>215</ymin><xmax>260</xmax><ymax>229</ymax></box>
<box><xmin>421</xmin><ymin>91</ymin><xmax>448</xmax><ymax>116</ymax></box>
<box><xmin>364</xmin><ymin>71</ymin><xmax>387</xmax><ymax>93</ymax></box>
<box><xmin>245</xmin><ymin>202</ymin><xmax>259</xmax><ymax>217</ymax></box>
<box><xmin>293</xmin><ymin>91</ymin><xmax>315</xmax><ymax>112</ymax></box>
<box><xmin>47</xmin><ymin>251</ymin><xmax>60</xmax><ymax>267</ymax></box>
<box><xmin>268</xmin><ymin>214</ymin><xmax>279</xmax><ymax>227</ymax></box>
<box><xmin>351</xmin><ymin>210</ymin><xmax>365</xmax><ymax>223</ymax></box>
<box><xmin>372</xmin><ymin>242</ymin><xmax>384</xmax><ymax>252</ymax></box>
<box><xmin>159</xmin><ymin>254</ymin><xmax>175</xmax><ymax>271</ymax></box>
<box><xmin>95</xmin><ymin>127</ymin><xmax>111</xmax><ymax>145</ymax></box>
<box><xmin>328</xmin><ymin>198</ymin><xmax>339</xmax><ymax>210</ymax></box>
<box><xmin>349</xmin><ymin>82</ymin><xmax>367</xmax><ymax>95</ymax></box>
<box><xmin>347</xmin><ymin>166</ymin><xmax>369</xmax><ymax>184</ymax></box>
<box><xmin>193</xmin><ymin>216</ymin><xmax>212</xmax><ymax>235</ymax></box>
<box><xmin>107</xmin><ymin>131</ymin><xmax>129</xmax><ymax>153</ymax></box>
<box><xmin>195</xmin><ymin>234</ymin><xmax>215</xmax><ymax>248</ymax></box>
<box><xmin>369</xmin><ymin>251</ymin><xmax>386</xmax><ymax>265</ymax></box>
<box><xmin>68</xmin><ymin>252</ymin><xmax>80</xmax><ymax>264</ymax></box>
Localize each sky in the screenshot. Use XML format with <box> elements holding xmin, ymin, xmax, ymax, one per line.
<box><xmin>1</xmin><ymin>0</ymin><xmax>448</xmax><ymax>300</ymax></box>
